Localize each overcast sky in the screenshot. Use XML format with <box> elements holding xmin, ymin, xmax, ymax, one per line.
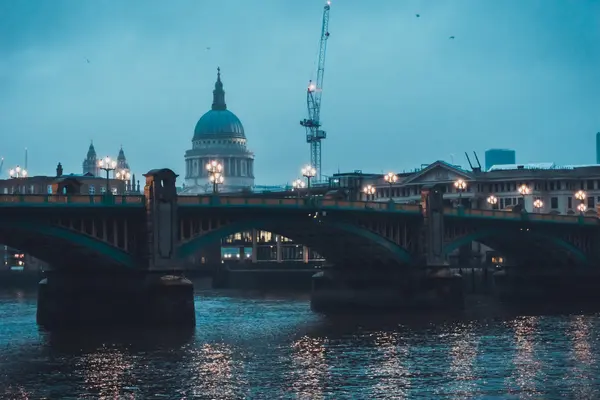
<box><xmin>1</xmin><ymin>0</ymin><xmax>600</xmax><ymax>184</ymax></box>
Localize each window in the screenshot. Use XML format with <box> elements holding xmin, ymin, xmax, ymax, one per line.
<box><xmin>588</xmin><ymin>197</ymin><xmax>595</xmax><ymax>209</ymax></box>
<box><xmin>568</xmin><ymin>197</ymin><xmax>572</xmax><ymax>209</ymax></box>
<box><xmin>100</xmin><ymin>187</ymin><xmax>106</xmax><ymax>194</ymax></box>
<box><xmin>47</xmin><ymin>185</ymin><xmax>53</xmax><ymax>194</ymax></box>
<box><xmin>111</xmin><ymin>187</ymin><xmax>118</xmax><ymax>195</ymax></box>
<box><xmin>89</xmin><ymin>184</ymin><xmax>95</xmax><ymax>195</ymax></box>
<box><xmin>550</xmin><ymin>197</ymin><xmax>558</xmax><ymax>209</ymax></box>
<box><xmin>587</xmin><ymin>180</ymin><xmax>594</xmax><ymax>190</ymax></box>
<box><xmin>549</xmin><ymin>182</ymin><xmax>555</xmax><ymax>191</ymax></box>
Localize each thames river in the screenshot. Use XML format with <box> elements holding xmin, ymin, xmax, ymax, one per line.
<box><xmin>1</xmin><ymin>288</ymin><xmax>599</xmax><ymax>399</ymax></box>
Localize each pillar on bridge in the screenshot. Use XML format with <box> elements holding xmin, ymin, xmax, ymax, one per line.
<box><xmin>144</xmin><ymin>169</ymin><xmax>180</xmax><ymax>272</ymax></box>
<box><xmin>422</xmin><ymin>184</ymin><xmax>445</xmax><ymax>266</ymax></box>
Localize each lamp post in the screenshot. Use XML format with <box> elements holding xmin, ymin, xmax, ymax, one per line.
<box><xmin>575</xmin><ymin>190</ymin><xmax>586</xmax><ymax>215</ymax></box>
<box><xmin>292</xmin><ymin>178</ymin><xmax>305</xmax><ymax>198</ymax></box>
<box><xmin>518</xmin><ymin>184</ymin><xmax>530</xmax><ymax>211</ymax></box>
<box><xmin>487</xmin><ymin>195</ymin><xmax>498</xmax><ymax>210</ymax></box>
<box><xmin>384</xmin><ymin>172</ymin><xmax>398</xmax><ymax>201</ymax></box>
<box><xmin>98</xmin><ymin>156</ymin><xmax>117</xmax><ymax>195</ymax></box>
<box><xmin>533</xmin><ymin>198</ymin><xmax>543</xmax><ymax>213</ymax></box>
<box><xmin>206</xmin><ymin>160</ymin><xmax>224</xmax><ymax>194</ymax></box>
<box><xmin>302</xmin><ymin>165</ymin><xmax>316</xmax><ymax>196</ymax></box>
<box><xmin>115</xmin><ymin>169</ymin><xmax>131</xmax><ymax>194</ymax></box>
<box><xmin>363</xmin><ymin>184</ymin><xmax>376</xmax><ymax>201</ymax></box>
<box><xmin>454</xmin><ymin>179</ymin><xmax>467</xmax><ymax>207</ymax></box>
<box><xmin>9</xmin><ymin>165</ymin><xmax>28</xmax><ymax>194</ymax></box>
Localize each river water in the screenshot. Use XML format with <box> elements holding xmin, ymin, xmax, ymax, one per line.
<box><xmin>1</xmin><ymin>288</ymin><xmax>600</xmax><ymax>399</ymax></box>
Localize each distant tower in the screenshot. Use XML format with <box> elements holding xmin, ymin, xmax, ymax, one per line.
<box><xmin>485</xmin><ymin>149</ymin><xmax>516</xmax><ymax>171</ymax></box>
<box><xmin>596</xmin><ymin>132</ymin><xmax>600</xmax><ymax>164</ymax></box>
<box><xmin>82</xmin><ymin>141</ymin><xmax>100</xmax><ymax>176</ymax></box>
<box><xmin>116</xmin><ymin>146</ymin><xmax>130</xmax><ymax>173</ymax></box>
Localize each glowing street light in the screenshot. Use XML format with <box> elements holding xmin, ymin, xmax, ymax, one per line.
<box><xmin>575</xmin><ymin>190</ymin><xmax>587</xmax><ymax>215</ymax></box>
<box><xmin>292</xmin><ymin>178</ymin><xmax>305</xmax><ymax>198</ymax></box>
<box><xmin>98</xmin><ymin>156</ymin><xmax>117</xmax><ymax>195</ymax></box>
<box><xmin>384</xmin><ymin>172</ymin><xmax>398</xmax><ymax>201</ymax></box>
<box><xmin>454</xmin><ymin>179</ymin><xmax>467</xmax><ymax>207</ymax></box>
<box><xmin>518</xmin><ymin>184</ymin><xmax>530</xmax><ymax>196</ymax></box>
<box><xmin>9</xmin><ymin>165</ymin><xmax>27</xmax><ymax>179</ymax></box>
<box><xmin>533</xmin><ymin>198</ymin><xmax>543</xmax><ymax>213</ymax></box>
<box><xmin>206</xmin><ymin>160</ymin><xmax>224</xmax><ymax>194</ymax></box>
<box><xmin>487</xmin><ymin>195</ymin><xmax>498</xmax><ymax>209</ymax></box>
<box><xmin>363</xmin><ymin>184</ymin><xmax>376</xmax><ymax>201</ymax></box>
<box><xmin>302</xmin><ymin>165</ymin><xmax>316</xmax><ymax>197</ymax></box>
<box><xmin>577</xmin><ymin>203</ymin><xmax>587</xmax><ymax>214</ymax></box>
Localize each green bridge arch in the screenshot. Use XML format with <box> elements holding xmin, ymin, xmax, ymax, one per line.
<box><xmin>177</xmin><ymin>218</ymin><xmax>414</xmax><ymax>264</ymax></box>
<box><xmin>443</xmin><ymin>228</ymin><xmax>589</xmax><ymax>265</ymax></box>
<box><xmin>0</xmin><ymin>220</ymin><xmax>137</xmax><ymax>269</ymax></box>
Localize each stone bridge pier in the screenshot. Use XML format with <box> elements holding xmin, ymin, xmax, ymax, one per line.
<box><xmin>36</xmin><ymin>169</ymin><xmax>195</xmax><ymax>330</ymax></box>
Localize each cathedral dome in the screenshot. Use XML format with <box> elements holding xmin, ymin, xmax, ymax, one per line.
<box><xmin>193</xmin><ymin>68</ymin><xmax>245</xmax><ymax>141</ymax></box>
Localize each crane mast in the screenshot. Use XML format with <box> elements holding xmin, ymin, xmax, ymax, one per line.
<box><xmin>300</xmin><ymin>0</ymin><xmax>331</xmax><ymax>182</ymax></box>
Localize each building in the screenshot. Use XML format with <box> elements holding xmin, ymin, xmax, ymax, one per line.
<box><xmin>183</xmin><ymin>68</ymin><xmax>255</xmax><ymax>194</ymax></box>
<box><xmin>82</xmin><ymin>141</ymin><xmax>101</xmax><ymax>177</ymax></box>
<box><xmin>596</xmin><ymin>132</ymin><xmax>600</xmax><ymax>164</ymax></box>
<box><xmin>485</xmin><ymin>149</ymin><xmax>516</xmax><ymax>171</ymax></box>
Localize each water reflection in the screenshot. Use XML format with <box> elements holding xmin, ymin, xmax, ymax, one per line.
<box><xmin>77</xmin><ymin>349</ymin><xmax>134</xmax><ymax>399</ymax></box>
<box><xmin>188</xmin><ymin>343</ymin><xmax>244</xmax><ymax>399</ymax></box>
<box><xmin>290</xmin><ymin>336</ymin><xmax>328</xmax><ymax>399</ymax></box>
<box><xmin>369</xmin><ymin>331</ymin><xmax>410</xmax><ymax>399</ymax></box>
<box><xmin>568</xmin><ymin>315</ymin><xmax>597</xmax><ymax>399</ymax></box>
<box><xmin>446</xmin><ymin>322</ymin><xmax>479</xmax><ymax>399</ymax></box>
<box><xmin>508</xmin><ymin>316</ymin><xmax>542</xmax><ymax>398</ymax></box>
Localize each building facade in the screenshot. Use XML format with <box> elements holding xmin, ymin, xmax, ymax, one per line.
<box><xmin>183</xmin><ymin>68</ymin><xmax>255</xmax><ymax>194</ymax></box>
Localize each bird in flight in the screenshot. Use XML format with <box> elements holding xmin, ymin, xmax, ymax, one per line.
<box><xmin>86</xmin><ymin>58</ymin><xmax>90</xmax><ymax>63</ymax></box>
<box><xmin>416</xmin><ymin>14</ymin><xmax>420</xmax><ymax>17</ymax></box>
<box><xmin>206</xmin><ymin>47</ymin><xmax>211</xmax><ymax>51</ymax></box>
<box><xmin>449</xmin><ymin>36</ymin><xmax>455</xmax><ymax>39</ymax></box>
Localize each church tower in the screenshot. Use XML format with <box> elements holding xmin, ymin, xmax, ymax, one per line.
<box><xmin>82</xmin><ymin>141</ymin><xmax>100</xmax><ymax>176</ymax></box>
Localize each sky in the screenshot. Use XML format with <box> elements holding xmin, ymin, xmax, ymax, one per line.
<box><xmin>1</xmin><ymin>0</ymin><xmax>600</xmax><ymax>184</ymax></box>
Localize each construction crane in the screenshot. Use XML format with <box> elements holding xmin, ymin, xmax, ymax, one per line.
<box><xmin>300</xmin><ymin>0</ymin><xmax>331</xmax><ymax>182</ymax></box>
<box><xmin>0</xmin><ymin>157</ymin><xmax>3</xmax><ymax>176</ymax></box>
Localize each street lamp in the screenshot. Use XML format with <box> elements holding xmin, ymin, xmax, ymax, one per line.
<box><xmin>302</xmin><ymin>165</ymin><xmax>316</xmax><ymax>189</ymax></box>
<box><xmin>98</xmin><ymin>156</ymin><xmax>117</xmax><ymax>195</ymax></box>
<box><xmin>533</xmin><ymin>198</ymin><xmax>543</xmax><ymax>213</ymax></box>
<box><xmin>363</xmin><ymin>184</ymin><xmax>376</xmax><ymax>201</ymax></box>
<box><xmin>8</xmin><ymin>165</ymin><xmax>28</xmax><ymax>194</ymax></box>
<box><xmin>115</xmin><ymin>169</ymin><xmax>131</xmax><ymax>194</ymax></box>
<box><xmin>487</xmin><ymin>195</ymin><xmax>498</xmax><ymax>209</ymax></box>
<box><xmin>454</xmin><ymin>179</ymin><xmax>467</xmax><ymax>207</ymax></box>
<box><xmin>575</xmin><ymin>190</ymin><xmax>586</xmax><ymax>215</ymax></box>
<box><xmin>518</xmin><ymin>184</ymin><xmax>530</xmax><ymax>210</ymax></box>
<box><xmin>384</xmin><ymin>172</ymin><xmax>398</xmax><ymax>201</ymax></box>
<box><xmin>9</xmin><ymin>165</ymin><xmax>27</xmax><ymax>179</ymax></box>
<box><xmin>292</xmin><ymin>178</ymin><xmax>305</xmax><ymax>198</ymax></box>
<box><xmin>206</xmin><ymin>160</ymin><xmax>224</xmax><ymax>194</ymax></box>
<box><xmin>577</xmin><ymin>203</ymin><xmax>587</xmax><ymax>214</ymax></box>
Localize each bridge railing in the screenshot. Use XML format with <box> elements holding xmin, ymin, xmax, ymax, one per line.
<box><xmin>0</xmin><ymin>194</ymin><xmax>145</xmax><ymax>206</ymax></box>
<box><xmin>177</xmin><ymin>195</ymin><xmax>422</xmax><ymax>214</ymax></box>
<box><xmin>445</xmin><ymin>207</ymin><xmax>598</xmax><ymax>225</ymax></box>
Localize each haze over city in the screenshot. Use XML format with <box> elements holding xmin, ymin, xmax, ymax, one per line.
<box><xmin>1</xmin><ymin>0</ymin><xmax>600</xmax><ymax>184</ymax></box>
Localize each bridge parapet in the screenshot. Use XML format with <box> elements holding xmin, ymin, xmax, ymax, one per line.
<box><xmin>0</xmin><ymin>194</ymin><xmax>144</xmax><ymax>206</ymax></box>
<box><xmin>177</xmin><ymin>195</ymin><xmax>422</xmax><ymax>214</ymax></box>
<box><xmin>445</xmin><ymin>207</ymin><xmax>598</xmax><ymax>225</ymax></box>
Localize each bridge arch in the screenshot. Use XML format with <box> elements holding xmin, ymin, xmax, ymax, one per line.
<box><xmin>177</xmin><ymin>218</ymin><xmax>414</xmax><ymax>266</ymax></box>
<box><xmin>443</xmin><ymin>228</ymin><xmax>589</xmax><ymax>266</ymax></box>
<box><xmin>0</xmin><ymin>220</ymin><xmax>137</xmax><ymax>269</ymax></box>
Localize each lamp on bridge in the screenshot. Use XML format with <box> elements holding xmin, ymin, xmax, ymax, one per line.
<box><xmin>533</xmin><ymin>198</ymin><xmax>543</xmax><ymax>213</ymax></box>
<box><xmin>115</xmin><ymin>169</ymin><xmax>131</xmax><ymax>193</ymax></box>
<box><xmin>98</xmin><ymin>156</ymin><xmax>117</xmax><ymax>196</ymax></box>
<box><xmin>575</xmin><ymin>190</ymin><xmax>587</xmax><ymax>215</ymax></box>
<box><xmin>363</xmin><ymin>184</ymin><xmax>376</xmax><ymax>201</ymax></box>
<box><xmin>8</xmin><ymin>165</ymin><xmax>28</xmax><ymax>194</ymax></box>
<box><xmin>384</xmin><ymin>172</ymin><xmax>398</xmax><ymax>201</ymax></box>
<box><xmin>206</xmin><ymin>160</ymin><xmax>224</xmax><ymax>194</ymax></box>
<box><xmin>292</xmin><ymin>179</ymin><xmax>305</xmax><ymax>198</ymax></box>
<box><xmin>454</xmin><ymin>179</ymin><xmax>467</xmax><ymax>208</ymax></box>
<box><xmin>487</xmin><ymin>195</ymin><xmax>498</xmax><ymax>210</ymax></box>
<box><xmin>577</xmin><ymin>203</ymin><xmax>587</xmax><ymax>214</ymax></box>
<box><xmin>302</xmin><ymin>165</ymin><xmax>316</xmax><ymax>196</ymax></box>
<box><xmin>518</xmin><ymin>184</ymin><xmax>530</xmax><ymax>211</ymax></box>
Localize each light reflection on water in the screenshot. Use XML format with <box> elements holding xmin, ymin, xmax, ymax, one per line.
<box><xmin>0</xmin><ymin>290</ymin><xmax>600</xmax><ymax>399</ymax></box>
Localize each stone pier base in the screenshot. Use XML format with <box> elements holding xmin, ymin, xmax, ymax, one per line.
<box><xmin>37</xmin><ymin>272</ymin><xmax>195</xmax><ymax>330</ymax></box>
<box><xmin>310</xmin><ymin>268</ymin><xmax>464</xmax><ymax>313</ymax></box>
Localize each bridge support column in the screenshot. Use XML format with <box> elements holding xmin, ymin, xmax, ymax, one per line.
<box><xmin>251</xmin><ymin>229</ymin><xmax>258</xmax><ymax>263</ymax></box>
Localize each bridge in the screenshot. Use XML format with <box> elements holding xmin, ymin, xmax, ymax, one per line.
<box><xmin>1</xmin><ymin>169</ymin><xmax>598</xmax><ymax>326</ymax></box>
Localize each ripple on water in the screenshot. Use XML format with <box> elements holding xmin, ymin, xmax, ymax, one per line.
<box><xmin>0</xmin><ymin>290</ymin><xmax>600</xmax><ymax>399</ymax></box>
